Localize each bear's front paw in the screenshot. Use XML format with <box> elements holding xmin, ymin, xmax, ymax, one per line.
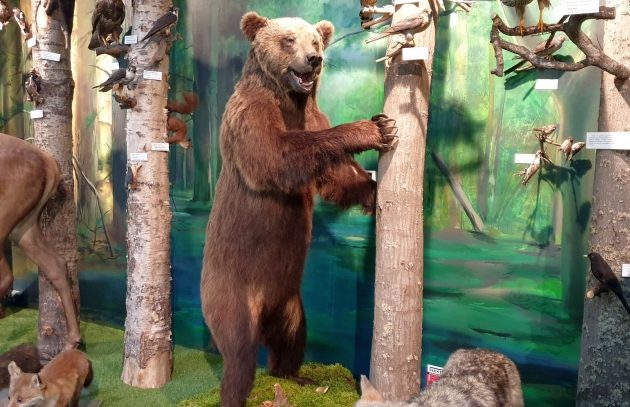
<box><xmin>371</xmin><ymin>114</ymin><xmax>398</xmax><ymax>151</ymax></box>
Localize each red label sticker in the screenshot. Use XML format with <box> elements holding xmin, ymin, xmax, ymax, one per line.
<box><xmin>426</xmin><ymin>364</ymin><xmax>443</xmax><ymax>385</ymax></box>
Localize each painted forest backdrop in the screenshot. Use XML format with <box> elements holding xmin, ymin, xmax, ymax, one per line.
<box><xmin>0</xmin><ymin>0</ymin><xmax>602</xmax><ymax>405</ymax></box>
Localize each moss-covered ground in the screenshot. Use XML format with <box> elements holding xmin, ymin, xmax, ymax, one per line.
<box><xmin>0</xmin><ymin>307</ymin><xmax>360</xmax><ymax>406</ymax></box>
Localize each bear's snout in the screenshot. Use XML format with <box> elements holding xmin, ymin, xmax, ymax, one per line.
<box><xmin>306</xmin><ymin>53</ymin><xmax>323</xmax><ymax>68</ymax></box>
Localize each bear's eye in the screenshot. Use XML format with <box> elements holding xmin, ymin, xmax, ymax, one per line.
<box><xmin>282</xmin><ymin>37</ymin><xmax>296</xmax><ymax>47</ymax></box>
<box><xmin>312</xmin><ymin>40</ymin><xmax>320</xmax><ymax>51</ymax></box>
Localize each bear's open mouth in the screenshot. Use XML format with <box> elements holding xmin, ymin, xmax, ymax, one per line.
<box><xmin>288</xmin><ymin>69</ymin><xmax>315</xmax><ymax>93</ymax></box>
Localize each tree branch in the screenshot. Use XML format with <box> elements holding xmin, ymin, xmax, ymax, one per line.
<box><xmin>490</xmin><ymin>7</ymin><xmax>630</xmax><ymax>81</ymax></box>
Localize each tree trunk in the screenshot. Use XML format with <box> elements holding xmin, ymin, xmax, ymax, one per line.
<box><xmin>29</xmin><ymin>0</ymin><xmax>79</xmax><ymax>361</ymax></box>
<box><xmin>121</xmin><ymin>0</ymin><xmax>173</xmax><ymax>388</ymax></box>
<box><xmin>370</xmin><ymin>1</ymin><xmax>434</xmax><ymax>401</ymax></box>
<box><xmin>576</xmin><ymin>1</ymin><xmax>630</xmax><ymax>405</ymax></box>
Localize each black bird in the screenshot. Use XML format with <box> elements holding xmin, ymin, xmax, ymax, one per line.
<box><xmin>93</xmin><ymin>66</ymin><xmax>136</xmax><ymax>92</ymax></box>
<box><xmin>44</xmin><ymin>0</ymin><xmax>74</xmax><ymax>46</ymax></box>
<box><xmin>25</xmin><ymin>70</ymin><xmax>44</xmax><ymax>105</ymax></box>
<box><xmin>141</xmin><ymin>6</ymin><xmax>179</xmax><ymax>42</ymax></box>
<box><xmin>586</xmin><ymin>252</ymin><xmax>630</xmax><ymax>315</ymax></box>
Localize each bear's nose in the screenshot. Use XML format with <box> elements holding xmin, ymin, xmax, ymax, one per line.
<box><xmin>307</xmin><ymin>53</ymin><xmax>323</xmax><ymax>68</ymax></box>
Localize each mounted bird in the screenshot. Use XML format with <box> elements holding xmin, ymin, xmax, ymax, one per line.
<box><xmin>88</xmin><ymin>0</ymin><xmax>125</xmax><ymax>50</ymax></box>
<box><xmin>500</xmin><ymin>0</ymin><xmax>552</xmax><ymax>35</ymax></box>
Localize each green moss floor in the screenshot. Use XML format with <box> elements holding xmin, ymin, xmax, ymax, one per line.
<box><xmin>0</xmin><ymin>307</ymin><xmax>360</xmax><ymax>406</ymax></box>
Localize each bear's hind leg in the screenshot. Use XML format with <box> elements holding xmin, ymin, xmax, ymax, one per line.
<box><xmin>207</xmin><ymin>296</ymin><xmax>259</xmax><ymax>407</ymax></box>
<box><xmin>263</xmin><ymin>295</ymin><xmax>313</xmax><ymax>384</ymax></box>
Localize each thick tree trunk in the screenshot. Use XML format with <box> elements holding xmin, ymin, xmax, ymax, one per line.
<box><xmin>121</xmin><ymin>0</ymin><xmax>173</xmax><ymax>388</ymax></box>
<box><xmin>576</xmin><ymin>1</ymin><xmax>630</xmax><ymax>405</ymax></box>
<box><xmin>370</xmin><ymin>1</ymin><xmax>434</xmax><ymax>401</ymax></box>
<box><xmin>29</xmin><ymin>0</ymin><xmax>79</xmax><ymax>361</ymax></box>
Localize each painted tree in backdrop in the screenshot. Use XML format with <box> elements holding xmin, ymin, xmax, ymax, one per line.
<box><xmin>368</xmin><ymin>0</ymin><xmax>434</xmax><ymax>401</ymax></box>
<box><xmin>121</xmin><ymin>0</ymin><xmax>174</xmax><ymax>388</ymax></box>
<box><xmin>29</xmin><ymin>0</ymin><xmax>80</xmax><ymax>360</ymax></box>
<box><xmin>577</xmin><ymin>1</ymin><xmax>630</xmax><ymax>405</ymax></box>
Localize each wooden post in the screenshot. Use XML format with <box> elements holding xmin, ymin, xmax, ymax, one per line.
<box><xmin>121</xmin><ymin>0</ymin><xmax>174</xmax><ymax>388</ymax></box>
<box><xmin>30</xmin><ymin>0</ymin><xmax>80</xmax><ymax>361</ymax></box>
<box><xmin>370</xmin><ymin>0</ymin><xmax>435</xmax><ymax>401</ymax></box>
<box><xmin>576</xmin><ymin>0</ymin><xmax>630</xmax><ymax>404</ymax></box>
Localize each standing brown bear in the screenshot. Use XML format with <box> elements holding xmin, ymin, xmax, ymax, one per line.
<box><xmin>201</xmin><ymin>11</ymin><xmax>397</xmax><ymax>407</ymax></box>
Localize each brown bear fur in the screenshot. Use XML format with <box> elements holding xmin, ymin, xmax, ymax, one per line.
<box><xmin>201</xmin><ymin>12</ymin><xmax>396</xmax><ymax>407</ymax></box>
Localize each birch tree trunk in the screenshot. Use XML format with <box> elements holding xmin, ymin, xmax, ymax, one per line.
<box><xmin>576</xmin><ymin>1</ymin><xmax>630</xmax><ymax>405</ymax></box>
<box><xmin>121</xmin><ymin>0</ymin><xmax>173</xmax><ymax>388</ymax></box>
<box><xmin>30</xmin><ymin>0</ymin><xmax>79</xmax><ymax>361</ymax></box>
<box><xmin>370</xmin><ymin>0</ymin><xmax>435</xmax><ymax>401</ymax></box>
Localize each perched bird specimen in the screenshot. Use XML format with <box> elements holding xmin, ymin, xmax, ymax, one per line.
<box><xmin>585</xmin><ymin>252</ymin><xmax>630</xmax><ymax>315</ymax></box>
<box><xmin>24</xmin><ymin>70</ymin><xmax>44</xmax><ymax>105</ymax></box>
<box><xmin>141</xmin><ymin>6</ymin><xmax>179</xmax><ymax>42</ymax></box>
<box><xmin>94</xmin><ymin>43</ymin><xmax>130</xmax><ymax>58</ymax></box>
<box><xmin>500</xmin><ymin>0</ymin><xmax>534</xmax><ymax>36</ymax></box>
<box><xmin>88</xmin><ymin>0</ymin><xmax>125</xmax><ymax>50</ymax></box>
<box><xmin>12</xmin><ymin>7</ymin><xmax>30</xmax><ymax>38</ymax></box>
<box><xmin>505</xmin><ymin>34</ymin><xmax>567</xmax><ymax>74</ymax></box>
<box><xmin>515</xmin><ymin>150</ymin><xmax>548</xmax><ymax>185</ymax></box>
<box><xmin>92</xmin><ymin>65</ymin><xmax>136</xmax><ymax>92</ymax></box>
<box><xmin>558</xmin><ymin>137</ymin><xmax>574</xmax><ymax>161</ymax></box>
<box><xmin>537</xmin><ymin>0</ymin><xmax>551</xmax><ymax>33</ymax></box>
<box><xmin>365</xmin><ymin>4</ymin><xmax>431</xmax><ymax>43</ymax></box>
<box><xmin>570</xmin><ymin>141</ymin><xmax>585</xmax><ymax>158</ymax></box>
<box><xmin>534</xmin><ymin>124</ymin><xmax>557</xmax><ymax>141</ymax></box>
<box><xmin>0</xmin><ymin>0</ymin><xmax>11</xmax><ymax>30</ymax></box>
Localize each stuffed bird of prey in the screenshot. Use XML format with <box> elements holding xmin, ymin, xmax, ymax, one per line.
<box><xmin>501</xmin><ymin>0</ymin><xmax>553</xmax><ymax>35</ymax></box>
<box><xmin>0</xmin><ymin>0</ymin><xmax>12</xmax><ymax>30</ymax></box>
<box><xmin>141</xmin><ymin>6</ymin><xmax>179</xmax><ymax>42</ymax></box>
<box><xmin>88</xmin><ymin>0</ymin><xmax>125</xmax><ymax>50</ymax></box>
<box><xmin>500</xmin><ymin>0</ymin><xmax>534</xmax><ymax>36</ymax></box>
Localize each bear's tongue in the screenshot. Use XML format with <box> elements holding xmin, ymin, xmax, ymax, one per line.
<box><xmin>296</xmin><ymin>72</ymin><xmax>312</xmax><ymax>82</ymax></box>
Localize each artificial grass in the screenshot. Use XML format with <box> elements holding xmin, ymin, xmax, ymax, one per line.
<box><xmin>180</xmin><ymin>363</ymin><xmax>360</xmax><ymax>407</ymax></box>
<box><xmin>0</xmin><ymin>307</ymin><xmax>221</xmax><ymax>406</ymax></box>
<box><xmin>0</xmin><ymin>307</ymin><xmax>361</xmax><ymax>406</ymax></box>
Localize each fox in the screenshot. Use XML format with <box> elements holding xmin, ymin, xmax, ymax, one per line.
<box><xmin>356</xmin><ymin>348</ymin><xmax>524</xmax><ymax>407</ymax></box>
<box><xmin>7</xmin><ymin>349</ymin><xmax>93</xmax><ymax>407</ymax></box>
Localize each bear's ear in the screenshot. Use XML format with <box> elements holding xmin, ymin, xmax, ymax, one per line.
<box><xmin>315</xmin><ymin>20</ymin><xmax>335</xmax><ymax>49</ymax></box>
<box><xmin>241</xmin><ymin>12</ymin><xmax>268</xmax><ymax>42</ymax></box>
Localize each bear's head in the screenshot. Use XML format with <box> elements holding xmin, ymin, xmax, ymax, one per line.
<box><xmin>241</xmin><ymin>12</ymin><xmax>334</xmax><ymax>94</ymax></box>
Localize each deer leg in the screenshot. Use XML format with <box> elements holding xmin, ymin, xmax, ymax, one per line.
<box><xmin>17</xmin><ymin>225</ymin><xmax>81</xmax><ymax>350</ymax></box>
<box><xmin>0</xmin><ymin>245</ymin><xmax>13</xmax><ymax>319</ymax></box>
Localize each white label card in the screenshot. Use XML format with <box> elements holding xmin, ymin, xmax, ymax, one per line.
<box><xmin>402</xmin><ymin>47</ymin><xmax>429</xmax><ymax>61</ymax></box>
<box><xmin>129</xmin><ymin>152</ymin><xmax>148</xmax><ymax>162</ymax></box>
<box><xmin>40</xmin><ymin>51</ymin><xmax>61</xmax><ymax>62</ymax></box>
<box><xmin>514</xmin><ymin>154</ymin><xmax>537</xmax><ymax>164</ymax></box>
<box><xmin>535</xmin><ymin>79</ymin><xmax>558</xmax><ymax>90</ymax></box>
<box><xmin>622</xmin><ymin>264</ymin><xmax>630</xmax><ymax>278</ymax></box>
<box><xmin>27</xmin><ymin>37</ymin><xmax>37</xmax><ymax>48</ymax></box>
<box><xmin>143</xmin><ymin>70</ymin><xmax>163</xmax><ymax>81</ymax></box>
<box><xmin>427</xmin><ymin>365</ymin><xmax>443</xmax><ymax>375</ymax></box>
<box><xmin>151</xmin><ymin>142</ymin><xmax>170</xmax><ymax>152</ymax></box>
<box><xmin>111</xmin><ymin>61</ymin><xmax>120</xmax><ymax>70</ymax></box>
<box><xmin>562</xmin><ymin>0</ymin><xmax>599</xmax><ymax>15</ymax></box>
<box><xmin>367</xmin><ymin>170</ymin><xmax>377</xmax><ymax>181</ymax></box>
<box><xmin>124</xmin><ymin>35</ymin><xmax>138</xmax><ymax>44</ymax></box>
<box><xmin>30</xmin><ymin>110</ymin><xmax>44</xmax><ymax>119</ymax></box>
<box><xmin>586</xmin><ymin>132</ymin><xmax>630</xmax><ymax>150</ymax></box>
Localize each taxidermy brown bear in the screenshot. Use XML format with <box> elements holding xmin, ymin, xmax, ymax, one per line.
<box><xmin>201</xmin><ymin>11</ymin><xmax>397</xmax><ymax>407</ymax></box>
